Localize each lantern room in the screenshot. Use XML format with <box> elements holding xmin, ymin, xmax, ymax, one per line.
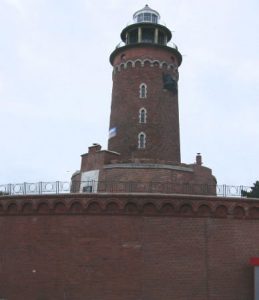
<box><xmin>120</xmin><ymin>5</ymin><xmax>172</xmax><ymax>46</ymax></box>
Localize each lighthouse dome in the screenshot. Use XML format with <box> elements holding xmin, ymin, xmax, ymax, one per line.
<box><xmin>133</xmin><ymin>4</ymin><xmax>160</xmax><ymax>24</ymax></box>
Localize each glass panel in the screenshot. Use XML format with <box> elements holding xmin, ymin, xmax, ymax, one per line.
<box><xmin>129</xmin><ymin>29</ymin><xmax>138</xmax><ymax>44</ymax></box>
<box><xmin>152</xmin><ymin>14</ymin><xmax>158</xmax><ymax>23</ymax></box>
<box><xmin>158</xmin><ymin>32</ymin><xmax>165</xmax><ymax>45</ymax></box>
<box><xmin>140</xmin><ymin>109</ymin><xmax>146</xmax><ymax>123</ymax></box>
<box><xmin>141</xmin><ymin>86</ymin><xmax>145</xmax><ymax>97</ymax></box>
<box><xmin>138</xmin><ymin>133</ymin><xmax>146</xmax><ymax>149</ymax></box>
<box><xmin>137</xmin><ymin>14</ymin><xmax>143</xmax><ymax>22</ymax></box>
<box><xmin>140</xmin><ymin>84</ymin><xmax>147</xmax><ymax>98</ymax></box>
<box><xmin>144</xmin><ymin>13</ymin><xmax>151</xmax><ymax>22</ymax></box>
<box><xmin>142</xmin><ymin>28</ymin><xmax>154</xmax><ymax>43</ymax></box>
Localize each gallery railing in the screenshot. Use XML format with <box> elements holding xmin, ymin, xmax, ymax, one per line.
<box><xmin>0</xmin><ymin>181</ymin><xmax>253</xmax><ymax>198</ymax></box>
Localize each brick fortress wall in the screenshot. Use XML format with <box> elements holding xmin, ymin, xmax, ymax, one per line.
<box><xmin>0</xmin><ymin>193</ymin><xmax>258</xmax><ymax>300</ymax></box>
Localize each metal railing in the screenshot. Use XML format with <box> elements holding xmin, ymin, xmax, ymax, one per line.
<box><xmin>0</xmin><ymin>181</ymin><xmax>253</xmax><ymax>198</ymax></box>
<box><xmin>0</xmin><ymin>182</ymin><xmax>70</xmax><ymax>196</ymax></box>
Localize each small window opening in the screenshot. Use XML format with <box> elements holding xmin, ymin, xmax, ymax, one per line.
<box><xmin>83</xmin><ymin>186</ymin><xmax>93</xmax><ymax>193</ymax></box>
<box><xmin>139</xmin><ymin>108</ymin><xmax>147</xmax><ymax>123</ymax></box>
<box><xmin>138</xmin><ymin>132</ymin><xmax>146</xmax><ymax>149</ymax></box>
<box><xmin>139</xmin><ymin>83</ymin><xmax>147</xmax><ymax>98</ymax></box>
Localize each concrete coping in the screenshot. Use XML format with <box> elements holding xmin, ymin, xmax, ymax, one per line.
<box><xmin>103</xmin><ymin>163</ymin><xmax>193</xmax><ymax>172</ymax></box>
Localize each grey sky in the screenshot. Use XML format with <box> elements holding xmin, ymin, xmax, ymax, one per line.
<box><xmin>0</xmin><ymin>0</ymin><xmax>259</xmax><ymax>186</ymax></box>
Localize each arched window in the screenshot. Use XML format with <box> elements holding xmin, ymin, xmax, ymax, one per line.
<box><xmin>138</xmin><ymin>132</ymin><xmax>146</xmax><ymax>149</ymax></box>
<box><xmin>139</xmin><ymin>108</ymin><xmax>147</xmax><ymax>123</ymax></box>
<box><xmin>139</xmin><ymin>83</ymin><xmax>147</xmax><ymax>98</ymax></box>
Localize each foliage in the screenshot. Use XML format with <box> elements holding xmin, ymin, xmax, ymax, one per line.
<box><xmin>241</xmin><ymin>181</ymin><xmax>259</xmax><ymax>198</ymax></box>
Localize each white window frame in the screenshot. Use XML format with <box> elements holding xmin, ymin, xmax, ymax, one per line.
<box><xmin>139</xmin><ymin>83</ymin><xmax>147</xmax><ymax>98</ymax></box>
<box><xmin>138</xmin><ymin>132</ymin><xmax>146</xmax><ymax>149</ymax></box>
<box><xmin>139</xmin><ymin>108</ymin><xmax>147</xmax><ymax>123</ymax></box>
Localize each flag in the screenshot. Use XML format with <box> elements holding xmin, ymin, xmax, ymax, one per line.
<box><xmin>109</xmin><ymin>127</ymin><xmax>117</xmax><ymax>139</ymax></box>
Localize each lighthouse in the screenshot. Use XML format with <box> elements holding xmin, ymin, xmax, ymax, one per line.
<box><xmin>108</xmin><ymin>5</ymin><xmax>181</xmax><ymax>164</ymax></box>
<box><xmin>72</xmin><ymin>5</ymin><xmax>216</xmax><ymax>194</ymax></box>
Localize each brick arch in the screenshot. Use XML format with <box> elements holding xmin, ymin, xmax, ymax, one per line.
<box><xmin>22</xmin><ymin>202</ymin><xmax>34</xmax><ymax>214</ymax></box>
<box><xmin>121</xmin><ymin>62</ymin><xmax>127</xmax><ymax>69</ymax></box>
<box><xmin>69</xmin><ymin>201</ymin><xmax>83</xmax><ymax>213</ymax></box>
<box><xmin>152</xmin><ymin>60</ymin><xmax>160</xmax><ymax>67</ymax></box>
<box><xmin>143</xmin><ymin>202</ymin><xmax>158</xmax><ymax>214</ymax></box>
<box><xmin>160</xmin><ymin>202</ymin><xmax>174</xmax><ymax>214</ymax></box>
<box><xmin>179</xmin><ymin>203</ymin><xmax>193</xmax><ymax>216</ymax></box>
<box><xmin>143</xmin><ymin>59</ymin><xmax>152</xmax><ymax>67</ymax></box>
<box><xmin>114</xmin><ymin>59</ymin><xmax>174</xmax><ymax>72</ymax></box>
<box><xmin>134</xmin><ymin>59</ymin><xmax>142</xmax><ymax>68</ymax></box>
<box><xmin>117</xmin><ymin>63</ymin><xmax>125</xmax><ymax>71</ymax></box>
<box><xmin>233</xmin><ymin>206</ymin><xmax>246</xmax><ymax>219</ymax></box>
<box><xmin>124</xmin><ymin>202</ymin><xmax>139</xmax><ymax>214</ymax></box>
<box><xmin>215</xmin><ymin>205</ymin><xmax>228</xmax><ymax>218</ymax></box>
<box><xmin>37</xmin><ymin>202</ymin><xmax>50</xmax><ymax>214</ymax></box>
<box><xmin>126</xmin><ymin>60</ymin><xmax>134</xmax><ymax>68</ymax></box>
<box><xmin>54</xmin><ymin>201</ymin><xmax>67</xmax><ymax>214</ymax></box>
<box><xmin>7</xmin><ymin>202</ymin><xmax>19</xmax><ymax>214</ymax></box>
<box><xmin>197</xmin><ymin>204</ymin><xmax>212</xmax><ymax>217</ymax></box>
<box><xmin>160</xmin><ymin>61</ymin><xmax>168</xmax><ymax>69</ymax></box>
<box><xmin>105</xmin><ymin>201</ymin><xmax>120</xmax><ymax>213</ymax></box>
<box><xmin>86</xmin><ymin>201</ymin><xmax>102</xmax><ymax>213</ymax></box>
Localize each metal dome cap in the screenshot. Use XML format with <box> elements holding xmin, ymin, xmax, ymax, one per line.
<box><xmin>133</xmin><ymin>4</ymin><xmax>160</xmax><ymax>24</ymax></box>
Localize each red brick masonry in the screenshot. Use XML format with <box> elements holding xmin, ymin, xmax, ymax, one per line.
<box><xmin>0</xmin><ymin>193</ymin><xmax>257</xmax><ymax>300</ymax></box>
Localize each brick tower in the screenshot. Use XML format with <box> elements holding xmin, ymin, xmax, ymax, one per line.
<box><xmin>108</xmin><ymin>5</ymin><xmax>181</xmax><ymax>164</ymax></box>
<box><xmin>72</xmin><ymin>5</ymin><xmax>217</xmax><ymax>195</ymax></box>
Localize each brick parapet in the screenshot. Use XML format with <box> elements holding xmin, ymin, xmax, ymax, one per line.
<box><xmin>0</xmin><ymin>193</ymin><xmax>257</xmax><ymax>219</ymax></box>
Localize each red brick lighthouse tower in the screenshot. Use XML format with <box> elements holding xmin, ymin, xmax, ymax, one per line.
<box><xmin>108</xmin><ymin>5</ymin><xmax>181</xmax><ymax>164</ymax></box>
<box><xmin>72</xmin><ymin>5</ymin><xmax>216</xmax><ymax>194</ymax></box>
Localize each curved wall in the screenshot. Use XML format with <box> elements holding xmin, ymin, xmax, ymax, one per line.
<box><xmin>108</xmin><ymin>46</ymin><xmax>181</xmax><ymax>164</ymax></box>
<box><xmin>0</xmin><ymin>193</ymin><xmax>257</xmax><ymax>299</ymax></box>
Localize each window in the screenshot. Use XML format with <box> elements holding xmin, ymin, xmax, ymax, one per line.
<box><xmin>144</xmin><ymin>13</ymin><xmax>151</xmax><ymax>22</ymax></box>
<box><xmin>129</xmin><ymin>29</ymin><xmax>138</xmax><ymax>44</ymax></box>
<box><xmin>139</xmin><ymin>108</ymin><xmax>147</xmax><ymax>123</ymax></box>
<box><xmin>158</xmin><ymin>32</ymin><xmax>165</xmax><ymax>45</ymax></box>
<box><xmin>152</xmin><ymin>14</ymin><xmax>158</xmax><ymax>23</ymax></box>
<box><xmin>83</xmin><ymin>186</ymin><xmax>93</xmax><ymax>193</ymax></box>
<box><xmin>142</xmin><ymin>28</ymin><xmax>154</xmax><ymax>43</ymax></box>
<box><xmin>138</xmin><ymin>132</ymin><xmax>146</xmax><ymax>149</ymax></box>
<box><xmin>139</xmin><ymin>83</ymin><xmax>147</xmax><ymax>98</ymax></box>
<box><xmin>137</xmin><ymin>14</ymin><xmax>143</xmax><ymax>22</ymax></box>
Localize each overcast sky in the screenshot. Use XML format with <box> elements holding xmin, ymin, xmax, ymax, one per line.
<box><xmin>0</xmin><ymin>0</ymin><xmax>258</xmax><ymax>186</ymax></box>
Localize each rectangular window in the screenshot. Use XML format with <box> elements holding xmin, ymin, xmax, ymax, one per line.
<box><xmin>152</xmin><ymin>14</ymin><xmax>158</xmax><ymax>23</ymax></box>
<box><xmin>144</xmin><ymin>13</ymin><xmax>151</xmax><ymax>22</ymax></box>
<box><xmin>137</xmin><ymin>14</ymin><xmax>143</xmax><ymax>22</ymax></box>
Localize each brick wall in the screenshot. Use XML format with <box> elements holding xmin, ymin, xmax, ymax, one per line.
<box><xmin>108</xmin><ymin>45</ymin><xmax>181</xmax><ymax>164</ymax></box>
<box><xmin>0</xmin><ymin>193</ymin><xmax>257</xmax><ymax>300</ymax></box>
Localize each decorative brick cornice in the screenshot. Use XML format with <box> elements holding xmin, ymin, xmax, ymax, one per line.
<box><xmin>113</xmin><ymin>58</ymin><xmax>178</xmax><ymax>76</ymax></box>
<box><xmin>0</xmin><ymin>193</ymin><xmax>259</xmax><ymax>219</ymax></box>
